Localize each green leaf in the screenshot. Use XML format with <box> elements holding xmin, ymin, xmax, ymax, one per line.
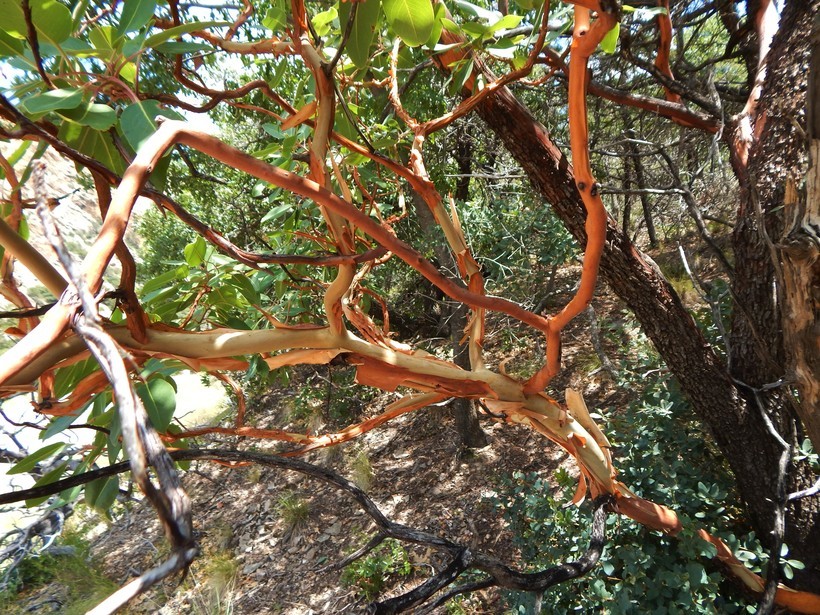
<box><xmin>183</xmin><ymin>236</ymin><xmax>207</xmax><ymax>267</ymax></box>
<box><xmin>59</xmin><ymin>122</ymin><xmax>125</xmax><ymax>175</ymax></box>
<box><xmin>153</xmin><ymin>41</ymin><xmax>212</xmax><ymax>54</ymax></box>
<box><xmin>26</xmin><ymin>462</ymin><xmax>69</xmax><ymax>507</ymax></box>
<box><xmin>449</xmin><ymin>58</ymin><xmax>473</xmax><ymax>94</ymax></box>
<box><xmin>143</xmin><ymin>20</ymin><xmax>230</xmax><ymax>50</ymax></box>
<box><xmin>383</xmin><ymin>0</ymin><xmax>435</xmax><ymax>47</ymax></box>
<box><xmin>117</xmin><ymin>0</ymin><xmax>157</xmax><ymax>35</ymax></box>
<box><xmin>33</xmin><ymin>0</ymin><xmax>73</xmax><ymax>45</ymax></box>
<box><xmin>263</xmin><ymin>6</ymin><xmax>288</xmax><ymax>32</ymax></box>
<box><xmin>488</xmin><ymin>14</ymin><xmax>523</xmax><ymax>34</ymax></box>
<box><xmin>600</xmin><ymin>22</ymin><xmax>620</xmax><ymax>54</ymax></box>
<box><xmin>54</xmin><ymin>358</ymin><xmax>99</xmax><ymax>399</ymax></box>
<box><xmin>461</xmin><ymin>21</ymin><xmax>489</xmax><ymax>40</ymax></box>
<box><xmin>87</xmin><ymin>25</ymin><xmax>118</xmax><ymax>61</ymax></box>
<box><xmin>0</xmin><ymin>0</ymin><xmax>72</xmax><ymax>46</ymax></box>
<box><xmin>231</xmin><ymin>273</ymin><xmax>260</xmax><ymax>305</ymax></box>
<box><xmin>453</xmin><ymin>0</ymin><xmax>500</xmax><ymax>22</ymax></box>
<box><xmin>18</xmin><ymin>87</ymin><xmax>84</xmax><ymax>115</ymax></box>
<box><xmin>339</xmin><ymin>0</ymin><xmax>381</xmax><ymax>69</ymax></box>
<box><xmin>84</xmin><ymin>475</ymin><xmax>120</xmax><ymax>513</ymax></box>
<box><xmin>0</xmin><ymin>29</ymin><xmax>24</xmax><ymax>57</ymax></box>
<box><xmin>784</xmin><ymin>563</ymin><xmax>794</xmax><ymax>580</ymax></box>
<box><xmin>42</xmin><ymin>412</ymin><xmax>84</xmax><ymax>440</ymax></box>
<box><xmin>0</xmin><ymin>141</ymin><xmax>30</xmax><ymax>180</ymax></box>
<box><xmin>136</xmin><ymin>377</ymin><xmax>176</xmax><ymax>432</ymax></box>
<box><xmin>119</xmin><ymin>100</ymin><xmax>184</xmax><ymax>153</ymax></box>
<box><xmin>119</xmin><ymin>61</ymin><xmax>137</xmax><ymax>83</ymax></box>
<box><xmin>425</xmin><ymin>2</ymin><xmax>445</xmax><ymax>48</ymax></box>
<box><xmin>58</xmin><ymin>102</ymin><xmax>117</xmax><ymax>130</ymax></box>
<box><xmin>513</xmin><ymin>0</ymin><xmax>540</xmax><ymax>10</ymax></box>
<box><xmin>17</xmin><ymin>213</ymin><xmax>29</xmax><ymax>241</ymax></box>
<box><xmin>311</xmin><ymin>7</ymin><xmax>337</xmax><ymax>38</ymax></box>
<box><xmin>261</xmin><ymin>203</ymin><xmax>291</xmax><ymax>224</ymax></box>
<box><xmin>440</xmin><ymin>18</ymin><xmax>460</xmax><ymax>35</ymax></box>
<box><xmin>7</xmin><ymin>442</ymin><xmax>66</xmax><ymax>475</ymax></box>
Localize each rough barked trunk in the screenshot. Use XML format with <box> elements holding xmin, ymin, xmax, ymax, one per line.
<box><xmin>782</xmin><ymin>9</ymin><xmax>820</xmax><ymax>456</ymax></box>
<box><xmin>735</xmin><ymin>0</ymin><xmax>820</xmax><ymax>582</ymax></box>
<box><xmin>455</xmin><ymin>0</ymin><xmax>820</xmax><ymax>587</ymax></box>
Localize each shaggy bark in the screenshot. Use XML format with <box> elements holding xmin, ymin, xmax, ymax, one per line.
<box><xmin>735</xmin><ymin>0</ymin><xmax>820</xmax><ymax>582</ymax></box>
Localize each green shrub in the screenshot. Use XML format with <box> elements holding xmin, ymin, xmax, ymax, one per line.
<box><xmin>489</xmin><ymin>322</ymin><xmax>766</xmax><ymax>614</ymax></box>
<box><xmin>341</xmin><ymin>539</ymin><xmax>414</xmax><ymax>601</ymax></box>
<box><xmin>0</xmin><ymin>529</ymin><xmax>117</xmax><ymax>614</ymax></box>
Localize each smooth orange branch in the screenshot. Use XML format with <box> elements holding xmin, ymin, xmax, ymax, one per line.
<box><xmin>282</xmin><ymin>392</ymin><xmax>448</xmax><ymax>455</ymax></box>
<box><xmin>161</xmin><ymin>425</ymin><xmax>309</xmax><ymax>443</ymax></box>
<box><xmin>0</xmin><ymin>151</ymin><xmax>41</xmax><ymax>334</ymax></box>
<box><xmin>91</xmin><ymin>171</ymin><xmax>148</xmax><ymax>344</ymax></box>
<box><xmin>224</xmin><ymin>0</ymin><xmax>253</xmax><ymax>42</ymax></box>
<box><xmin>614</xmin><ymin>496</ymin><xmax>820</xmax><ymax>615</ymax></box>
<box><xmin>524</xmin><ymin>3</ymin><xmax>615</xmax><ymax>393</ymax></box>
<box><xmin>538</xmin><ymin>48</ymin><xmax>719</xmax><ymax>132</ymax></box>
<box><xmin>0</xmin><ymin>217</ymin><xmax>67</xmax><ymax>297</ymax></box>
<box><xmin>297</xmin><ymin>36</ymin><xmax>357</xmax><ymax>336</ymax></box>
<box><xmin>654</xmin><ymin>0</ymin><xmax>682</xmax><ymax>104</ymax></box>
<box><xmin>388</xmin><ymin>42</ymin><xmax>488</xmax><ymax>368</ymax></box>
<box><xmin>152</xmin><ymin>18</ymin><xmax>294</xmax><ymax>55</ymax></box>
<box><xmin>152</xmin><ymin>120</ymin><xmax>552</xmax><ymax>334</ymax></box>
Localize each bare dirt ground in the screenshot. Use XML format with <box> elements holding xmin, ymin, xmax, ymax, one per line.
<box><xmin>83</xmin><ymin>285</ymin><xmax>625</xmax><ymax>615</ymax></box>
<box><xmin>87</xmin><ymin>408</ymin><xmax>573</xmax><ymax>614</ymax></box>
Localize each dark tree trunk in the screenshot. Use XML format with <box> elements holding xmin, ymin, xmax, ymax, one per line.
<box><xmin>450</xmin><ymin>129</ymin><xmax>487</xmax><ymax>449</ymax></box>
<box><xmin>450</xmin><ymin>302</ymin><xmax>489</xmax><ymax>449</ymax></box>
<box><xmin>410</xmin><ymin>191</ymin><xmax>487</xmax><ymax>450</ymax></box>
<box><xmin>732</xmin><ymin>0</ymin><xmax>820</xmax><ymax>581</ymax></box>
<box><xmin>451</xmin><ymin>0</ymin><xmax>820</xmax><ymax>587</ymax></box>
<box><xmin>629</xmin><ymin>143</ymin><xmax>658</xmax><ymax>247</ymax></box>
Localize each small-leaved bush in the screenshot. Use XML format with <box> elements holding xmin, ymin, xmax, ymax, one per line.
<box><xmin>490</xmin><ymin>316</ymin><xmax>768</xmax><ymax>614</ymax></box>
<box><xmin>341</xmin><ymin>539</ymin><xmax>414</xmax><ymax>601</ymax></box>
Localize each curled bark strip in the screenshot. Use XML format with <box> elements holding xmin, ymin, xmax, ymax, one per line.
<box><xmin>733</xmin><ymin>0</ymin><xmax>779</xmax><ymax>168</ymax></box>
<box><xmin>212</xmin><ymin>372</ymin><xmax>246</xmax><ymax>427</ymax></box>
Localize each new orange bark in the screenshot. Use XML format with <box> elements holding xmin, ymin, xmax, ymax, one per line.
<box><xmin>523</xmin><ymin>3</ymin><xmax>615</xmax><ymax>392</ymax></box>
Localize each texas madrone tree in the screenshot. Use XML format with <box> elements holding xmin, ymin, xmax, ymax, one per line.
<box><xmin>0</xmin><ymin>0</ymin><xmax>818</xmax><ymax>612</ymax></box>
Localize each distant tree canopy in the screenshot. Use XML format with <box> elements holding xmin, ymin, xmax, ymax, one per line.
<box><xmin>0</xmin><ymin>0</ymin><xmax>818</xmax><ymax>612</ymax></box>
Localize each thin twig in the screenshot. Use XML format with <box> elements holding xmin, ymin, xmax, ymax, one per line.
<box><xmin>22</xmin><ymin>0</ymin><xmax>53</xmax><ymax>89</ymax></box>
<box><xmin>326</xmin><ymin>1</ymin><xmax>358</xmax><ymax>76</ymax></box>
